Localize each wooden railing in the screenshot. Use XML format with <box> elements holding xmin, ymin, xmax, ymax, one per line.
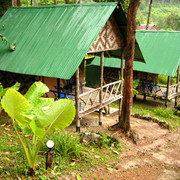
<box><xmin>79</xmin><ymin>80</ymin><xmax>122</xmax><ymax>114</ymax></box>
<box><xmin>146</xmin><ymin>83</ymin><xmax>180</xmax><ymax>99</ymax></box>
<box><xmin>168</xmin><ymin>83</ymin><xmax>180</xmax><ymax>99</ymax></box>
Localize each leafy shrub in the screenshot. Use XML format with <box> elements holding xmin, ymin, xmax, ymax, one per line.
<box><xmin>153</xmin><ymin>107</ymin><xmax>175</xmax><ymax>119</ymax></box>
<box><xmin>1</xmin><ymin>81</ymin><xmax>75</xmax><ymax>175</ymax></box>
<box><xmin>51</xmin><ymin>131</ymin><xmax>83</xmax><ymax>160</ymax></box>
<box><xmin>158</xmin><ymin>75</ymin><xmax>176</xmax><ymax>85</ymax></box>
<box><xmin>97</xmin><ymin>132</ymin><xmax>120</xmax><ymax>148</ymax></box>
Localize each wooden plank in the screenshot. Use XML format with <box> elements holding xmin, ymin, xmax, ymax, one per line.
<box><xmin>99</xmin><ymin>52</ymin><xmax>104</xmax><ymax>125</ymax></box>
<box><xmin>119</xmin><ymin>48</ymin><xmax>124</xmax><ymax>120</ymax></box>
<box><xmin>168</xmin><ymin>92</ymin><xmax>180</xmax><ymax>100</ymax></box>
<box><xmin>79</xmin><ymin>95</ymin><xmax>123</xmax><ymax>118</ymax></box>
<box><xmin>175</xmin><ymin>65</ymin><xmax>180</xmax><ymax>106</ymax></box>
<box><xmin>165</xmin><ymin>76</ymin><xmax>170</xmax><ymax>107</ymax></box>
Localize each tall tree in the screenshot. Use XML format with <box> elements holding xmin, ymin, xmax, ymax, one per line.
<box><xmin>17</xmin><ymin>0</ymin><xmax>21</xmax><ymax>6</ymax></box>
<box><xmin>146</xmin><ymin>0</ymin><xmax>153</xmax><ymax>30</ymax></box>
<box><xmin>118</xmin><ymin>0</ymin><xmax>142</xmax><ymax>132</ymax></box>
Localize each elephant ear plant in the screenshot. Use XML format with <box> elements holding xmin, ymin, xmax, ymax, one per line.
<box><xmin>0</xmin><ymin>82</ymin><xmax>21</xmax><ymax>114</ymax></box>
<box><xmin>1</xmin><ymin>81</ymin><xmax>76</xmax><ymax>176</ymax></box>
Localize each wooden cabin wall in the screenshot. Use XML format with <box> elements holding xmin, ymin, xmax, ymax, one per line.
<box><xmin>44</xmin><ymin>60</ymin><xmax>85</xmax><ymax>98</ymax></box>
<box><xmin>103</xmin><ymin>67</ymin><xmax>158</xmax><ymax>84</ymax></box>
<box><xmin>133</xmin><ymin>71</ymin><xmax>158</xmax><ymax>84</ymax></box>
<box><xmin>0</xmin><ymin>70</ymin><xmax>37</xmax><ymax>94</ymax></box>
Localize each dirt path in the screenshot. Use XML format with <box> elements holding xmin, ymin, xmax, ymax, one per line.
<box><xmin>67</xmin><ymin>111</ymin><xmax>180</xmax><ymax>180</ymax></box>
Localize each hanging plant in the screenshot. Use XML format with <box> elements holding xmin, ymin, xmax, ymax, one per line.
<box><xmin>0</xmin><ymin>34</ymin><xmax>16</xmax><ymax>51</ymax></box>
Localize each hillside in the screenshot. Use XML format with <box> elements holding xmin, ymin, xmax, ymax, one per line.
<box><xmin>137</xmin><ymin>0</ymin><xmax>180</xmax><ymax>30</ymax></box>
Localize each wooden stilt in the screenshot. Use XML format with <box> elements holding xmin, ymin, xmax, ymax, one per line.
<box><xmin>175</xmin><ymin>65</ymin><xmax>180</xmax><ymax>107</ymax></box>
<box><xmin>75</xmin><ymin>68</ymin><xmax>80</xmax><ymax>132</ymax></box>
<box><xmin>119</xmin><ymin>48</ymin><xmax>124</xmax><ymax>121</ymax></box>
<box><xmin>144</xmin><ymin>94</ymin><xmax>146</xmax><ymax>101</ymax></box>
<box><xmin>57</xmin><ymin>78</ymin><xmax>60</xmax><ymax>99</ymax></box>
<box><xmin>42</xmin><ymin>76</ymin><xmax>44</xmax><ymax>83</ymax></box>
<box><xmin>108</xmin><ymin>104</ymin><xmax>110</xmax><ymax>114</ymax></box>
<box><xmin>46</xmin><ymin>150</ymin><xmax>54</xmax><ymax>170</ymax></box>
<box><xmin>165</xmin><ymin>76</ymin><xmax>170</xmax><ymax>107</ymax></box>
<box><xmin>99</xmin><ymin>52</ymin><xmax>104</xmax><ymax>125</ymax></box>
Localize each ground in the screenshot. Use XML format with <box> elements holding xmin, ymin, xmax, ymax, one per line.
<box><xmin>0</xmin><ymin>95</ymin><xmax>179</xmax><ymax>180</ymax></box>
<box><xmin>66</xmin><ymin>114</ymin><xmax>180</xmax><ymax>180</ymax></box>
<box><xmin>65</xmin><ymin>95</ymin><xmax>180</xmax><ymax>180</ymax></box>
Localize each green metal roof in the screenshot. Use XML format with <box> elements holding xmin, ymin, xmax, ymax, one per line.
<box><xmin>0</xmin><ymin>3</ymin><xmax>117</xmax><ymax>79</ymax></box>
<box><xmin>0</xmin><ymin>3</ymin><xmax>144</xmax><ymax>79</ymax></box>
<box><xmin>91</xmin><ymin>30</ymin><xmax>180</xmax><ymax>77</ymax></box>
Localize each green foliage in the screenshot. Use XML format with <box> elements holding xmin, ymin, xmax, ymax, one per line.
<box><xmin>0</xmin><ymin>34</ymin><xmax>16</xmax><ymax>51</ymax></box>
<box><xmin>158</xmin><ymin>75</ymin><xmax>177</xmax><ymax>85</ymax></box>
<box><xmin>158</xmin><ymin>75</ymin><xmax>168</xmax><ymax>85</ymax></box>
<box><xmin>51</xmin><ymin>132</ymin><xmax>83</xmax><ymax>160</ymax></box>
<box><xmin>133</xmin><ymin>79</ymin><xmax>140</xmax><ymax>89</ymax></box>
<box><xmin>133</xmin><ymin>79</ymin><xmax>140</xmax><ymax>95</ymax></box>
<box><xmin>1</xmin><ymin>81</ymin><xmax>76</xmax><ymax>171</ymax></box>
<box><xmin>153</xmin><ymin>107</ymin><xmax>175</xmax><ymax>119</ymax></box>
<box><xmin>97</xmin><ymin>132</ymin><xmax>120</xmax><ymax>148</ymax></box>
<box><xmin>0</xmin><ymin>82</ymin><xmax>21</xmax><ymax>114</ymax></box>
<box><xmin>137</xmin><ymin>1</ymin><xmax>180</xmax><ymax>30</ymax></box>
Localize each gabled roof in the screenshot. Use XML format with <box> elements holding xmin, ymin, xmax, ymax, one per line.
<box><xmin>0</xmin><ymin>3</ymin><xmax>144</xmax><ymax>79</ymax></box>
<box><xmin>90</xmin><ymin>30</ymin><xmax>180</xmax><ymax>77</ymax></box>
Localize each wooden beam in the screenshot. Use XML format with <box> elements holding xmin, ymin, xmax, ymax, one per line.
<box><xmin>99</xmin><ymin>52</ymin><xmax>104</xmax><ymax>125</ymax></box>
<box><xmin>165</xmin><ymin>76</ymin><xmax>170</xmax><ymax>107</ymax></box>
<box><xmin>75</xmin><ymin>68</ymin><xmax>80</xmax><ymax>132</ymax></box>
<box><xmin>119</xmin><ymin>48</ymin><xmax>124</xmax><ymax>121</ymax></box>
<box><xmin>175</xmin><ymin>65</ymin><xmax>180</xmax><ymax>107</ymax></box>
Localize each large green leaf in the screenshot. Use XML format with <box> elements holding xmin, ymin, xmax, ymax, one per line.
<box><xmin>30</xmin><ymin>118</ymin><xmax>46</xmax><ymax>139</ymax></box>
<box><xmin>25</xmin><ymin>98</ymin><xmax>54</xmax><ymax>115</ymax></box>
<box><xmin>37</xmin><ymin>99</ymin><xmax>76</xmax><ymax>132</ymax></box>
<box><xmin>24</xmin><ymin>81</ymin><xmax>49</xmax><ymax>108</ymax></box>
<box><xmin>0</xmin><ymin>82</ymin><xmax>20</xmax><ymax>98</ymax></box>
<box><xmin>1</xmin><ymin>89</ymin><xmax>32</xmax><ymax>126</ymax></box>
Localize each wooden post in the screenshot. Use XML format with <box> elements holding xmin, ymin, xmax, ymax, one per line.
<box><xmin>99</xmin><ymin>52</ymin><xmax>104</xmax><ymax>125</ymax></box>
<box><xmin>165</xmin><ymin>76</ymin><xmax>170</xmax><ymax>107</ymax></box>
<box><xmin>108</xmin><ymin>104</ymin><xmax>110</xmax><ymax>114</ymax></box>
<box><xmin>119</xmin><ymin>48</ymin><xmax>124</xmax><ymax>121</ymax></box>
<box><xmin>46</xmin><ymin>150</ymin><xmax>54</xmax><ymax>170</ymax></box>
<box><xmin>175</xmin><ymin>65</ymin><xmax>180</xmax><ymax>107</ymax></box>
<box><xmin>57</xmin><ymin>78</ymin><xmax>60</xmax><ymax>99</ymax></box>
<box><xmin>75</xmin><ymin>68</ymin><xmax>80</xmax><ymax>132</ymax></box>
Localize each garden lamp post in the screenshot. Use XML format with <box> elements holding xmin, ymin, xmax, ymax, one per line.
<box><xmin>46</xmin><ymin>140</ymin><xmax>54</xmax><ymax>170</ymax></box>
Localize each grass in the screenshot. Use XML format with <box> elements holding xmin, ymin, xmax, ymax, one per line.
<box><xmin>111</xmin><ymin>101</ymin><xmax>180</xmax><ymax>129</ymax></box>
<box><xmin>0</xmin><ymin>117</ymin><xmax>123</xmax><ymax>179</ymax></box>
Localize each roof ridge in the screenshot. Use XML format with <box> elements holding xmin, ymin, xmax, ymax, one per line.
<box><xmin>10</xmin><ymin>2</ymin><xmax>118</xmax><ymax>9</ymax></box>
<box><xmin>136</xmin><ymin>30</ymin><xmax>180</xmax><ymax>33</ymax></box>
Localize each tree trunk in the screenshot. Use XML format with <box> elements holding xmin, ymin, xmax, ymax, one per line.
<box><xmin>118</xmin><ymin>0</ymin><xmax>142</xmax><ymax>132</ymax></box>
<box><xmin>54</xmin><ymin>0</ymin><xmax>57</xmax><ymax>4</ymax></box>
<box><xmin>28</xmin><ymin>167</ymin><xmax>35</xmax><ymax>176</ymax></box>
<box><xmin>17</xmin><ymin>0</ymin><xmax>21</xmax><ymax>6</ymax></box>
<box><xmin>31</xmin><ymin>0</ymin><xmax>33</xmax><ymax>6</ymax></box>
<box><xmin>146</xmin><ymin>0</ymin><xmax>153</xmax><ymax>30</ymax></box>
<box><xmin>65</xmin><ymin>0</ymin><xmax>69</xmax><ymax>4</ymax></box>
